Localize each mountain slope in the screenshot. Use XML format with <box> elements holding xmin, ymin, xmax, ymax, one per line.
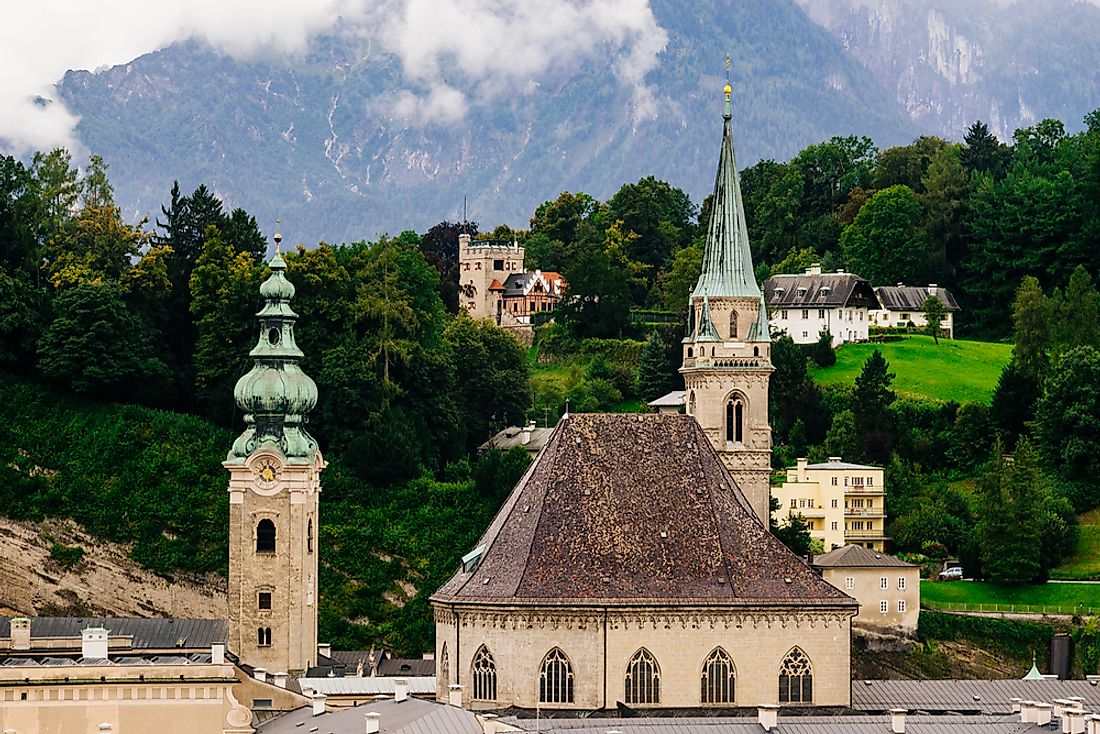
<box><xmin>794</xmin><ymin>0</ymin><xmax>1100</xmax><ymax>140</ymax></box>
<box><xmin>56</xmin><ymin>0</ymin><xmax>915</xmax><ymax>244</ymax></box>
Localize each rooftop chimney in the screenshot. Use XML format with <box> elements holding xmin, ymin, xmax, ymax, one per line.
<box><xmin>448</xmin><ymin>684</ymin><xmax>463</xmax><ymax>708</ymax></box>
<box><xmin>312</xmin><ymin>692</ymin><xmax>327</xmax><ymax>717</ymax></box>
<box><xmin>796</xmin><ymin>457</ymin><xmax>808</xmax><ymax>482</ymax></box>
<box><xmin>836</xmin><ymin>268</ymin><xmax>846</xmax><ymax>274</ymax></box>
<box><xmin>273</xmin><ymin>671</ymin><xmax>288</xmax><ymax>689</ymax></box>
<box><xmin>422</xmin><ymin>652</ymin><xmax>435</xmax><ymax>661</ymax></box>
<box><xmin>1010</xmin><ymin>697</ymin><xmax>1022</xmax><ymax>713</ymax></box>
<box><xmin>394</xmin><ymin>678</ymin><xmax>409</xmax><ymax>703</ymax></box>
<box><xmin>318</xmin><ymin>642</ymin><xmax>332</xmax><ymax>659</ymax></box>
<box><xmin>1036</xmin><ymin>702</ymin><xmax>1052</xmax><ymax>726</ymax></box>
<box><xmin>10</xmin><ymin>618</ymin><xmax>30</xmax><ymax>651</ymax></box>
<box><xmin>520</xmin><ymin>422</ymin><xmax>535</xmax><ymax>446</ymax></box>
<box><xmin>365</xmin><ymin>711</ymin><xmax>381</xmax><ymax>734</ymax></box>
<box><xmin>81</xmin><ymin>627</ymin><xmax>108</xmax><ymax>660</ymax></box>
<box><xmin>890</xmin><ymin>708</ymin><xmax>907</xmax><ymax>734</ymax></box>
<box><xmin>1067</xmin><ymin>709</ymin><xmax>1088</xmax><ymax>734</ymax></box>
<box><xmin>809</xmin><ymin>263</ymin><xmax>822</xmax><ymax>276</ymax></box>
<box><xmin>1085</xmin><ymin>713</ymin><xmax>1100</xmax><ymax>734</ymax></box>
<box><xmin>1021</xmin><ymin>700</ymin><xmax>1037</xmax><ymax>723</ymax></box>
<box><xmin>252</xmin><ymin>667</ymin><xmax>267</xmax><ymax>682</ymax></box>
<box><xmin>482</xmin><ymin>713</ymin><xmax>499</xmax><ymax>734</ymax></box>
<box><xmin>758</xmin><ymin>704</ymin><xmax>778</xmax><ymax>731</ymax></box>
<box><xmin>211</xmin><ymin>643</ymin><xmax>225</xmax><ymax>665</ymax></box>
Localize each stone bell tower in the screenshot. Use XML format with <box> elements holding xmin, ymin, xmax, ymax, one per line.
<box><xmin>681</xmin><ymin>79</ymin><xmax>774</xmax><ymax>523</ymax></box>
<box><xmin>225</xmin><ymin>229</ymin><xmax>324</xmax><ymax>676</ymax></box>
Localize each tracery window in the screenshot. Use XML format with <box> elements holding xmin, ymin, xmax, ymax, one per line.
<box><xmin>625</xmin><ymin>648</ymin><xmax>660</xmax><ymax>705</ymax></box>
<box><xmin>538</xmin><ymin>647</ymin><xmax>575</xmax><ymax>704</ymax></box>
<box><xmin>778</xmin><ymin>647</ymin><xmax>813</xmax><ymax>703</ymax></box>
<box><xmin>700</xmin><ymin>647</ymin><xmax>735</xmax><ymax>704</ymax></box>
<box><xmin>472</xmin><ymin>646</ymin><xmax>497</xmax><ymax>701</ymax></box>
<box><xmin>725</xmin><ymin>396</ymin><xmax>744</xmax><ymax>443</ymax></box>
<box><xmin>256</xmin><ymin>519</ymin><xmax>276</xmax><ymax>553</ymax></box>
<box><xmin>439</xmin><ymin>643</ymin><xmax>450</xmax><ymax>692</ymax></box>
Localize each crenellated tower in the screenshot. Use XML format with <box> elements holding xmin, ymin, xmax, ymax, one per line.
<box><xmin>224</xmin><ymin>229</ymin><xmax>324</xmax><ymax>676</ymax></box>
<box><xmin>681</xmin><ymin>78</ymin><xmax>774</xmax><ymax>523</ymax></box>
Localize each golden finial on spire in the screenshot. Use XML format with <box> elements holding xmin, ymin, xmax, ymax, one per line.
<box><xmin>723</xmin><ymin>55</ymin><xmax>733</xmax><ymax>118</ymax></box>
<box><xmin>274</xmin><ymin>218</ymin><xmax>283</xmax><ymax>253</ymax></box>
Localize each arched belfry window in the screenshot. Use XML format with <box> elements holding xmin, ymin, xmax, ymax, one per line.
<box><xmin>725</xmin><ymin>396</ymin><xmax>745</xmax><ymax>444</ymax></box>
<box><xmin>256</xmin><ymin>519</ymin><xmax>276</xmax><ymax>553</ymax></box>
<box><xmin>778</xmin><ymin>647</ymin><xmax>813</xmax><ymax>703</ymax></box>
<box><xmin>538</xmin><ymin>647</ymin><xmax>575</xmax><ymax>704</ymax></box>
<box><xmin>257</xmin><ymin>627</ymin><xmax>272</xmax><ymax>647</ymax></box>
<box><xmin>701</xmin><ymin>647</ymin><xmax>736</xmax><ymax>704</ymax></box>
<box><xmin>625</xmin><ymin>648</ymin><xmax>660</xmax><ymax>705</ymax></box>
<box><xmin>687</xmin><ymin>347</ymin><xmax>693</xmax><ymax>358</ymax></box>
<box><xmin>687</xmin><ymin>391</ymin><xmax>696</xmax><ymax>416</ymax></box>
<box><xmin>729</xmin><ymin>312</ymin><xmax>738</xmax><ymax>339</ymax></box>
<box><xmin>472</xmin><ymin>646</ymin><xmax>497</xmax><ymax>701</ymax></box>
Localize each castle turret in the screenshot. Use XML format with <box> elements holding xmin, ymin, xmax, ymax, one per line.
<box><xmin>224</xmin><ymin>228</ymin><xmax>324</xmax><ymax>675</ymax></box>
<box><xmin>681</xmin><ymin>76</ymin><xmax>774</xmax><ymax>522</ymax></box>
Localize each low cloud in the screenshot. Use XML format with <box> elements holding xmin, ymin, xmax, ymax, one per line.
<box><xmin>0</xmin><ymin>0</ymin><xmax>667</xmax><ymax>154</ymax></box>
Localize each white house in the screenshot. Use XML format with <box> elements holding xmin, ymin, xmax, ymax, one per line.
<box><xmin>871</xmin><ymin>284</ymin><xmax>960</xmax><ymax>338</ymax></box>
<box><xmin>764</xmin><ymin>266</ymin><xmax>880</xmax><ymax>346</ymax></box>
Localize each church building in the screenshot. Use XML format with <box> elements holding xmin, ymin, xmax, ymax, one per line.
<box><xmin>431</xmin><ymin>88</ymin><xmax>858</xmax><ymax>712</ymax></box>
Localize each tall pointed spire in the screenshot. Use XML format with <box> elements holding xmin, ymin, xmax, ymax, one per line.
<box><xmin>691</xmin><ymin>65</ymin><xmax>760</xmax><ymax>300</ymax></box>
<box><xmin>228</xmin><ymin>231</ymin><xmax>319</xmax><ymax>462</ymax></box>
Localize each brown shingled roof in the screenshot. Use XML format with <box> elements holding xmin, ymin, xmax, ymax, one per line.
<box><xmin>813</xmin><ymin>544</ymin><xmax>915</xmax><ymax>568</ymax></box>
<box><xmin>432</xmin><ymin>414</ymin><xmax>853</xmax><ymax>607</ymax></box>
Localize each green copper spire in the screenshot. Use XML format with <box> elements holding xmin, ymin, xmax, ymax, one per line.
<box><xmin>690</xmin><ymin>73</ymin><xmax>761</xmax><ymax>301</ymax></box>
<box><xmin>695</xmin><ymin>290</ymin><xmax>720</xmax><ymax>342</ymax></box>
<box><xmin>228</xmin><ymin>228</ymin><xmax>319</xmax><ymax>463</ymax></box>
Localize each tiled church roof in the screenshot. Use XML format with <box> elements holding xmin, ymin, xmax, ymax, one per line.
<box><xmin>433</xmin><ymin>414</ymin><xmax>854</xmax><ymax>606</ymax></box>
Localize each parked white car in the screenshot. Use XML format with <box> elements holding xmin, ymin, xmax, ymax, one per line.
<box><xmin>939</xmin><ymin>567</ymin><xmax>964</xmax><ymax>580</ymax></box>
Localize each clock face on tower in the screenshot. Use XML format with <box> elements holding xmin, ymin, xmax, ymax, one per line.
<box><xmin>254</xmin><ymin>457</ymin><xmax>281</xmax><ymax>489</ymax></box>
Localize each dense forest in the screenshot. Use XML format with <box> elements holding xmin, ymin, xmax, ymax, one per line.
<box><xmin>0</xmin><ymin>108</ymin><xmax>1099</xmax><ymax>650</ymax></box>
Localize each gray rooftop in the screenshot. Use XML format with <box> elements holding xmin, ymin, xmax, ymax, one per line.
<box><xmin>874</xmin><ymin>285</ymin><xmax>960</xmax><ymax>312</ymax></box>
<box><xmin>647</xmin><ymin>390</ymin><xmax>686</xmax><ymax>408</ymax></box>
<box><xmin>852</xmin><ymin>678</ymin><xmax>1100</xmax><ymax>713</ymax></box>
<box><xmin>0</xmin><ymin>617</ymin><xmax>225</xmax><ymax>650</ymax></box>
<box><xmin>814</xmin><ymin>544</ymin><xmax>916</xmax><ymax>568</ymax></box>
<box><xmin>257</xmin><ymin>697</ymin><xmax>481</xmax><ymax>734</ymax></box>
<box><xmin>298</xmin><ymin>677</ymin><xmax>436</xmax><ymax>696</ymax></box>
<box><xmin>503</xmin><ymin>714</ymin><xmax>1033</xmax><ymax>733</ymax></box>
<box><xmin>765</xmin><ymin>272</ymin><xmax>879</xmax><ymax>310</ymax></box>
<box><xmin>800</xmin><ymin>459</ymin><xmax>882</xmax><ymax>471</ymax></box>
<box><xmin>478</xmin><ymin>425</ymin><xmax>554</xmax><ymax>453</ymax></box>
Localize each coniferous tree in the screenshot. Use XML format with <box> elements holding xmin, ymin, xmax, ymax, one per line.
<box><xmin>852</xmin><ymin>349</ymin><xmax>896</xmax><ymax>462</ymax></box>
<box><xmin>637</xmin><ymin>330</ymin><xmax>675</xmax><ymax>403</ymax></box>
<box><xmin>975</xmin><ymin>440</ymin><xmax>1051</xmax><ymax>583</ymax></box>
<box><xmin>961</xmin><ymin>120</ymin><xmax>1010</xmax><ymax>178</ymax></box>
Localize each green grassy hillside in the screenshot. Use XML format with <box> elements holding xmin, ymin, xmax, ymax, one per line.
<box><xmin>810</xmin><ymin>335</ymin><xmax>1012</xmax><ymax>403</ymax></box>
<box><xmin>921</xmin><ymin>579</ymin><xmax>1100</xmax><ymax>614</ymax></box>
<box><xmin>0</xmin><ymin>375</ymin><xmax>500</xmax><ymax>654</ymax></box>
<box><xmin>1053</xmin><ymin>508</ymin><xmax>1100</xmax><ymax>581</ymax></box>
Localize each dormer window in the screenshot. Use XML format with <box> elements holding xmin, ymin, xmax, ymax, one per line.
<box><xmin>820</xmin><ymin>287</ymin><xmax>831</xmax><ymax>297</ymax></box>
<box><xmin>797</xmin><ymin>288</ymin><xmax>807</xmax><ymax>298</ymax></box>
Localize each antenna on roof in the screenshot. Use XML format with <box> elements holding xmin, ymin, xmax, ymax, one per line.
<box><xmin>563</xmin><ymin>399</ymin><xmax>570</xmax><ymax>419</ymax></box>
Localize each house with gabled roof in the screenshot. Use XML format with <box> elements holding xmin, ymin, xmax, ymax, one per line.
<box><xmin>764</xmin><ymin>266</ymin><xmax>880</xmax><ymax>346</ymax></box>
<box><xmin>871</xmin><ymin>283</ymin><xmax>961</xmax><ymax>337</ymax></box>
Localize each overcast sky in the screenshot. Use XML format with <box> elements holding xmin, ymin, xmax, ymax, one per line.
<box><xmin>0</xmin><ymin>0</ymin><xmax>667</xmax><ymax>155</ymax></box>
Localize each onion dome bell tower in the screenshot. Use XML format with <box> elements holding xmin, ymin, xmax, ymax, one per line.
<box><xmin>224</xmin><ymin>228</ymin><xmax>324</xmax><ymax>677</ymax></box>
<box><xmin>681</xmin><ymin>70</ymin><xmax>774</xmax><ymax>523</ymax></box>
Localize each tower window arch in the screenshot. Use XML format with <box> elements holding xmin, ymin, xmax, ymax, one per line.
<box><xmin>307</xmin><ymin>518</ymin><xmax>313</xmax><ymax>554</ymax></box>
<box><xmin>701</xmin><ymin>647</ymin><xmax>736</xmax><ymax>704</ymax></box>
<box><xmin>257</xmin><ymin>627</ymin><xmax>272</xmax><ymax>647</ymax></box>
<box><xmin>687</xmin><ymin>347</ymin><xmax>693</xmax><ymax>358</ymax></box>
<box><xmin>778</xmin><ymin>647</ymin><xmax>813</xmax><ymax>703</ymax></box>
<box><xmin>625</xmin><ymin>648</ymin><xmax>660</xmax><ymax>705</ymax></box>
<box><xmin>729</xmin><ymin>312</ymin><xmax>738</xmax><ymax>339</ymax></box>
<box><xmin>538</xmin><ymin>647</ymin><xmax>575</xmax><ymax>704</ymax></box>
<box><xmin>472</xmin><ymin>646</ymin><xmax>497</xmax><ymax>701</ymax></box>
<box><xmin>725</xmin><ymin>395</ymin><xmax>745</xmax><ymax>444</ymax></box>
<box><xmin>256</xmin><ymin>519</ymin><xmax>276</xmax><ymax>553</ymax></box>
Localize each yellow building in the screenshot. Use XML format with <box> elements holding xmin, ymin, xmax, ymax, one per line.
<box><xmin>772</xmin><ymin>457</ymin><xmax>888</xmax><ymax>552</ymax></box>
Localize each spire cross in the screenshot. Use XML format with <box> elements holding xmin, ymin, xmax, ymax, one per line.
<box><xmin>724</xmin><ymin>56</ymin><xmax>733</xmax><ymax>120</ymax></box>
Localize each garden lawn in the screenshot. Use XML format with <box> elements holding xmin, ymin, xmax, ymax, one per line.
<box><xmin>810</xmin><ymin>334</ymin><xmax>1011</xmax><ymax>403</ymax></box>
<box><xmin>921</xmin><ymin>579</ymin><xmax>1100</xmax><ymax>614</ymax></box>
<box><xmin>1052</xmin><ymin>507</ymin><xmax>1100</xmax><ymax>581</ymax></box>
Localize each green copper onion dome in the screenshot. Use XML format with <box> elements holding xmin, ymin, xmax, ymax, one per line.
<box><xmin>228</xmin><ymin>230</ymin><xmax>320</xmax><ymax>463</ymax></box>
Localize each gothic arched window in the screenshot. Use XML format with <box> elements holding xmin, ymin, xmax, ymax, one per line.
<box><xmin>778</xmin><ymin>647</ymin><xmax>813</xmax><ymax>703</ymax></box>
<box><xmin>725</xmin><ymin>396</ymin><xmax>745</xmax><ymax>444</ymax></box>
<box><xmin>729</xmin><ymin>312</ymin><xmax>738</xmax><ymax>339</ymax></box>
<box><xmin>472</xmin><ymin>646</ymin><xmax>497</xmax><ymax>701</ymax></box>
<box><xmin>538</xmin><ymin>647</ymin><xmax>575</xmax><ymax>704</ymax></box>
<box><xmin>687</xmin><ymin>347</ymin><xmax>693</xmax><ymax>358</ymax></box>
<box><xmin>625</xmin><ymin>648</ymin><xmax>660</xmax><ymax>705</ymax></box>
<box><xmin>256</xmin><ymin>519</ymin><xmax>276</xmax><ymax>553</ymax></box>
<box><xmin>701</xmin><ymin>647</ymin><xmax>736</xmax><ymax>704</ymax></box>
<box><xmin>439</xmin><ymin>643</ymin><xmax>450</xmax><ymax>693</ymax></box>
